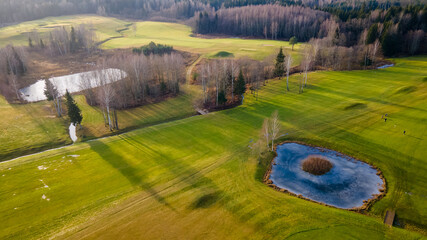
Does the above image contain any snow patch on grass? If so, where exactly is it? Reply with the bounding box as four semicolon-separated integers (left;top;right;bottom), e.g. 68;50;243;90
37;165;48;170
69;123;77;142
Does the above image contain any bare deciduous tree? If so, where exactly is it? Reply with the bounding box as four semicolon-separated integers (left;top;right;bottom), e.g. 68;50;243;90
269;110;280;151
285;54;293;92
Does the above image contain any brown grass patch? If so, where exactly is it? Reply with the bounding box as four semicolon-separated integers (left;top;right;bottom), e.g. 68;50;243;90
301;155;333;175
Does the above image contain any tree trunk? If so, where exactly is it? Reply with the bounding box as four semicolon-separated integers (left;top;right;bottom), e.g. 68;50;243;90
114;108;119;130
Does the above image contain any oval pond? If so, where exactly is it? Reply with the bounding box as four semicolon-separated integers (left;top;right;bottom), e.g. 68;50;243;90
269;143;384;209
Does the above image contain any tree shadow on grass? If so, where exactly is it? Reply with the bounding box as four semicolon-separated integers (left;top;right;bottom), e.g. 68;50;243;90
87;140;174;210
118;132;229;211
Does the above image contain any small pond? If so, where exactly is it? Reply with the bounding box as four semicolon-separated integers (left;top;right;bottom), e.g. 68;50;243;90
269;143;384;209
19;68;126;102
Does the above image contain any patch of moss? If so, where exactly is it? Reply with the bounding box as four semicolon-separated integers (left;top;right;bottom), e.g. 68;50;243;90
213;51;234;58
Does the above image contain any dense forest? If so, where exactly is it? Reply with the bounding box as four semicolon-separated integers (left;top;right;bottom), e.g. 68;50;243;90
0;0;417;25
193;5;330;41
0;0;425;57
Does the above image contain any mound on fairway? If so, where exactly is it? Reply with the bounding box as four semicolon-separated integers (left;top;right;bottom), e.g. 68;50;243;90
213;51;234;58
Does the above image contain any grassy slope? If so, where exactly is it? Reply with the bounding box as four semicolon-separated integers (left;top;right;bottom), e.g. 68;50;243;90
0;15;301;62
75;92;195;139
0;57;425;239
103;21;302;62
0;96;71;160
0;15;129;48
0;90;195;162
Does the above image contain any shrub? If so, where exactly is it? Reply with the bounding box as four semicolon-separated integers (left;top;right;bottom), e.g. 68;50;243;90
301;155;333;175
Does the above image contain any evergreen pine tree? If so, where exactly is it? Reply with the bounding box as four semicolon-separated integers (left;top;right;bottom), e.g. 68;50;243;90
273;47;285;78
366;24;378;44
234;69;246;97
70;26;78;53
218;90;227;105
65;90;83;126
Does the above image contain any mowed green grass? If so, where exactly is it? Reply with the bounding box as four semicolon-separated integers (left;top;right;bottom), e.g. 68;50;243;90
103;21;302;62
74;91;195;139
0;96;71;161
0;91;195;162
0;15;129;48
0;15;302;62
0;57;425;239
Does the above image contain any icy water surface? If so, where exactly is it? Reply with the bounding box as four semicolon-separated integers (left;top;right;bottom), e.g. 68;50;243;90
270;143;384;209
19;68;126;102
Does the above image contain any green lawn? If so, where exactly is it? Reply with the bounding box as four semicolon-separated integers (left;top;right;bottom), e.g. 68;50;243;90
0;90;195;162
0;56;425;239
0;15;302;63
0;15;301;162
103;21;302;62
0;15;129;48
0;96;71;161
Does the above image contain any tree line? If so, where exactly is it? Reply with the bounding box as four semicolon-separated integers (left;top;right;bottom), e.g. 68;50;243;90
28;25;97;56
132;42;174;56
1;0;409;25
0;0;212;25
193;4;330;41
77;51;186;130
0;45;27;100
195;56;276;109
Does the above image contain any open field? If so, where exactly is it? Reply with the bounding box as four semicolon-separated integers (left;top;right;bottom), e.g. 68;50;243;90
0;15;301;162
0;15;302;62
0;15;129;48
0;96;71;161
102;21;302;62
1;56;425;239
0;90;195;162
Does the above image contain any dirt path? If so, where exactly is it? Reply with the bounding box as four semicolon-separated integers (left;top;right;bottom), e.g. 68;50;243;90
186;55;203;84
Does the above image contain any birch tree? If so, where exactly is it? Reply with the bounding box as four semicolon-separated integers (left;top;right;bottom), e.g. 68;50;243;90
269;110;280;151
96;69;115;130
285;54;293;92
44;79;62;117
262;118;269;150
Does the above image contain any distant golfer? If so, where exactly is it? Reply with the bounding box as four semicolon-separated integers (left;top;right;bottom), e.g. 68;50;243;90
384;118;387;122
403;130;406;135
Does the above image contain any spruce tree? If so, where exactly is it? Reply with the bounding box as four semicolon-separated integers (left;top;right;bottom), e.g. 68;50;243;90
70;26;78;53
234;69;246;97
218;90;227;105
65;90;83;126
366;24;378;44
273;47;285;78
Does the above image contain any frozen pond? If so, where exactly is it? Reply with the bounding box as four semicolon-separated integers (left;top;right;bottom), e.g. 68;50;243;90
269;143;384;209
19;68;126;102
377;64;394;69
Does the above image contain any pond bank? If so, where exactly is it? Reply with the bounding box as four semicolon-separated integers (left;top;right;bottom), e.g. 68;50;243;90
264;141;387;212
